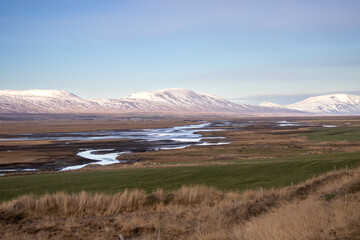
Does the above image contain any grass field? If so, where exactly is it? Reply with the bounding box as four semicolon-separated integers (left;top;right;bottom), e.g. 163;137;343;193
302;126;360;142
1;151;359;203
1;166;359;239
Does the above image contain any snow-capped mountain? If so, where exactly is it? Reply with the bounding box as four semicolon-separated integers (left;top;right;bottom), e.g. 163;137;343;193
0;90;104;113
259;102;290;109
261;94;360;115
123;88;256;113
0;90;78;98
287;94;360;114
0;88;273;114
2;89;357;115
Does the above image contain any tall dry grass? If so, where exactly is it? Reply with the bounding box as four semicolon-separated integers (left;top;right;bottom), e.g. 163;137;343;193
235;194;360;240
1;168;360;240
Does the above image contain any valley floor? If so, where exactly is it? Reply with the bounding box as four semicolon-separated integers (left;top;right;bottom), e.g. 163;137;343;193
1;116;360;173
0;116;360;239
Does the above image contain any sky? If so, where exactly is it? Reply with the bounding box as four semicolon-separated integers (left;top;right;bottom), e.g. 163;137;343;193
0;0;359;104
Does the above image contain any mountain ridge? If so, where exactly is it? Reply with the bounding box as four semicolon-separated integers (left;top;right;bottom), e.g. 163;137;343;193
0;89;359;115
261;94;360;115
0;88;259;114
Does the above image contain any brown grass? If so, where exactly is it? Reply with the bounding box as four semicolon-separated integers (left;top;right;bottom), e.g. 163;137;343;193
1;167;360;239
115;121;360;164
0;119;189;135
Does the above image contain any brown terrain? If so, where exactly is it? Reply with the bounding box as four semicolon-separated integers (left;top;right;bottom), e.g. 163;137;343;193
0;116;359;173
0;167;359;239
0;117;190;171
0;116;360;239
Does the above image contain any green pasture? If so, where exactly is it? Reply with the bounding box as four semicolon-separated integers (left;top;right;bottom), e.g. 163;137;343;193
303;126;360;142
1;151;359;203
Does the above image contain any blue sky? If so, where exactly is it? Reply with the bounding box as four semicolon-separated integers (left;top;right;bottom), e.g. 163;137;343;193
0;0;359;104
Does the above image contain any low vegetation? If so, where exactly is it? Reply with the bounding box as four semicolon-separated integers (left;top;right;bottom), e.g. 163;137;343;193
1;117;360;239
302;126;360;142
1;167;359;239
1;150;359;202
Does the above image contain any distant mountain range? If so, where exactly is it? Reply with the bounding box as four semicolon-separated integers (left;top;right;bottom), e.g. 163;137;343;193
260;94;360;115
0;89;359;115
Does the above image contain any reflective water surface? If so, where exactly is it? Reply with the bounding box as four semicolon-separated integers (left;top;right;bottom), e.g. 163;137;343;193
0;120;336;173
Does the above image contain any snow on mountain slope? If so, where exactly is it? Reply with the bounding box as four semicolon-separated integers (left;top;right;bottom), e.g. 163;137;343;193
0;90;102;113
126;88;224;102
259;102;288;109
0;88;251;114
286;94;360;114
124;88;257;113
4;89;353;115
0;90;79;98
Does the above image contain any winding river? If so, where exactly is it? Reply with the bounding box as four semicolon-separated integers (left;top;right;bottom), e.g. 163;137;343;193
0;120;337;173
0;122;229;172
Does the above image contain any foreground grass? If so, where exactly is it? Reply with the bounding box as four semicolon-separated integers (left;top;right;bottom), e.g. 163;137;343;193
1;151;359;202
1;168;359;239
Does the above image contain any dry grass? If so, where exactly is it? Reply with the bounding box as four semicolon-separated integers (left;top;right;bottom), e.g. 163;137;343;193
1;167;360;239
0;119;188;135
234;195;360;240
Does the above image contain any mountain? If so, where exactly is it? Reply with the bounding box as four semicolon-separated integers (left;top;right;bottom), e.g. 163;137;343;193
122;88;258;113
261;94;360;115
259;102;290;109
0;90;78;98
3;89;357;115
0;90;103;113
0;88;271;114
286;94;360;115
